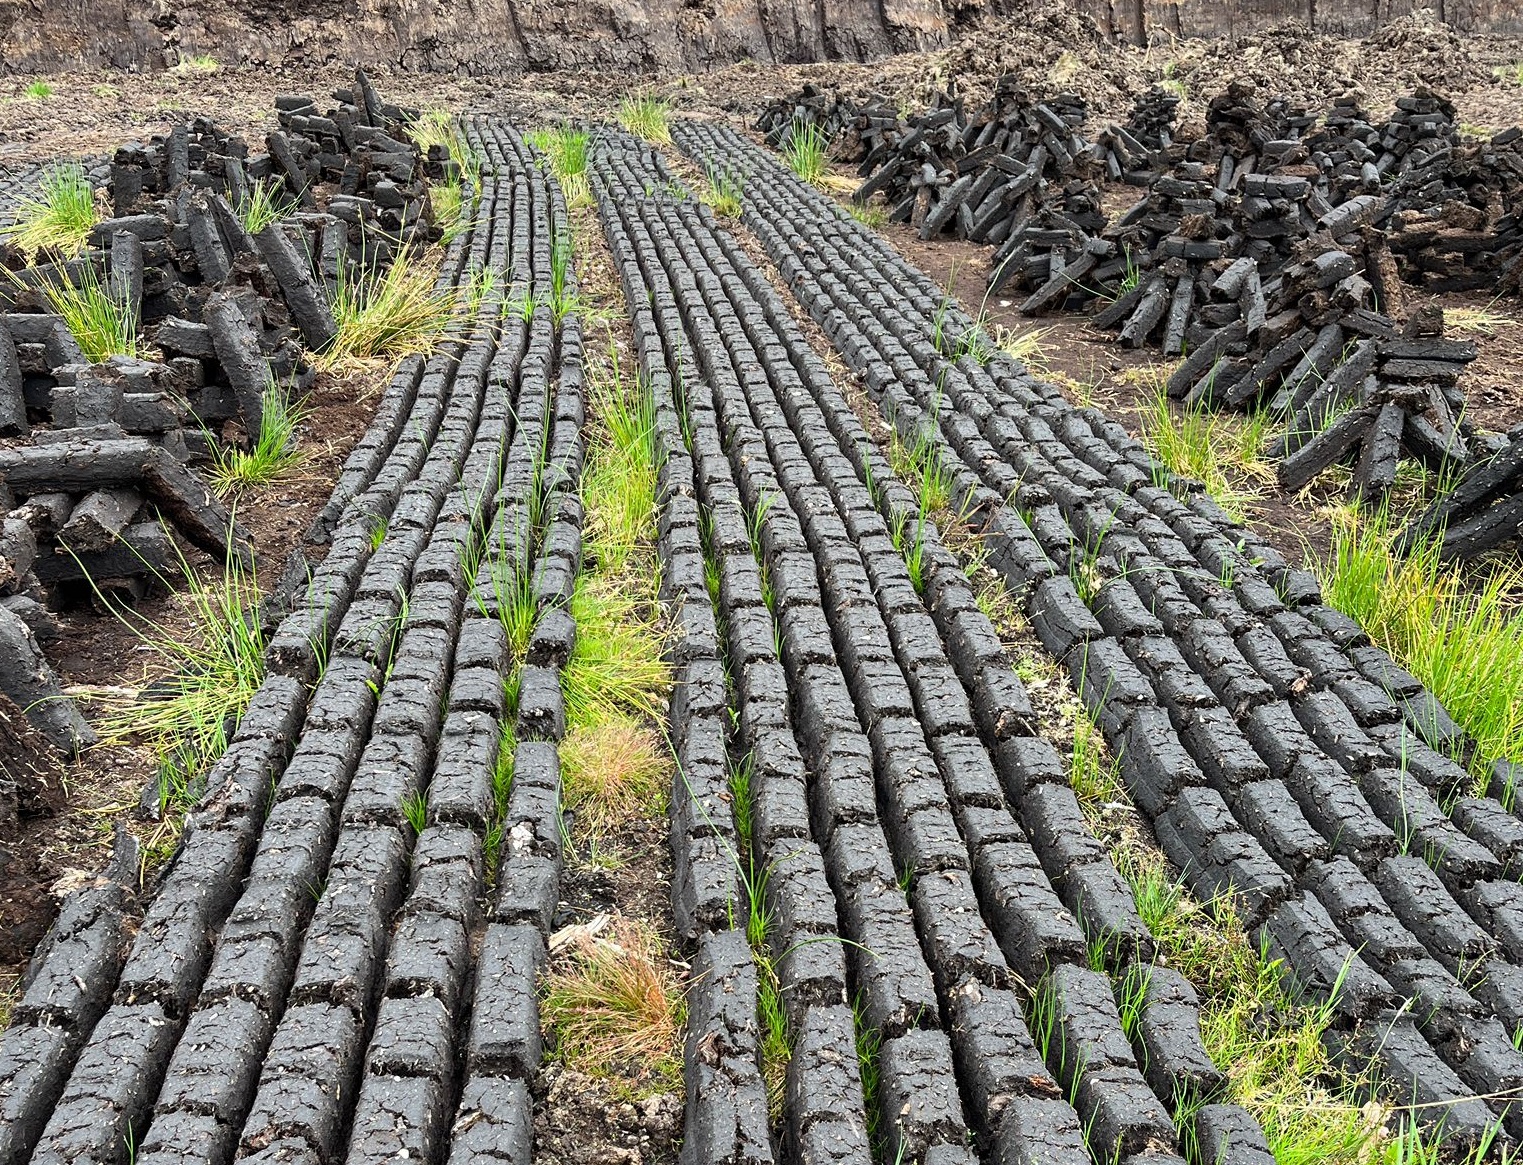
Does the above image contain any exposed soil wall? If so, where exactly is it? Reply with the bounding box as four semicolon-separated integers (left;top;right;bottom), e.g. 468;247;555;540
1;1;1520;81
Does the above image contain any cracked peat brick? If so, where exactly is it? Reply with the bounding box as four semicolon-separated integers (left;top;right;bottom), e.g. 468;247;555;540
152;996;271;1121
682;930;771;1165
1240;701;1314;780
1233;779;1329;871
1131;966;1225;1103
1258;893;1393;1019
1028;576;1102;658
405;825;484;924
13;871;129;1029
992;734;1067;799
910;869;1010;992
0;1024;80;1165
1176;706;1269;789
973;840;1086;981
1331;1019;1497;1144
991;1095;1091;1165
367;994;453;1078
384;910;471;1009
1361;770;1499;884
28;1001;180;1165
1302;858;1426;967
340;734;432;827
1074;1067;1176;1160
1193;1104;1275;1165
1284;754;1396;866
843;877;941;1037
1435;1016;1523;1112
445;1076;532;1165
878;1029;968;1163
345;1073;447;1165
944;979;1058;1130
425;711;499;830
1118;706;1199;816
784;1005;871;1165
1291;691;1384;773
1374;857;1495;971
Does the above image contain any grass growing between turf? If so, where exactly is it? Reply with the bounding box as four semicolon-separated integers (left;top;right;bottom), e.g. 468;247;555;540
782;122;829;187
38;262;138;361
1138;380;1273;521
236;181;293;235
3;163;96;257
528;124;592;210
320;247;456;367
540;915;686;1096
1319;506;1523;792
207;382;309;494
87;543;265;875
618;93;672;145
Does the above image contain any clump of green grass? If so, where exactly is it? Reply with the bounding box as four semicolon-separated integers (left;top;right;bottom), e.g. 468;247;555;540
1495;61;1523;88
617;93;672;145
561;574;670;729
583;339;657;573
995;324;1055;375
3;163;96;258
1320;507;1523;791
320;248;456;366
236;181;292;235
701;163;744;217
208;382;308;494
782;121;829;187
528;124;591;210
1139;383;1272;520
540;915;685;1094
847;198;888;229
39;262;137;360
410;109;482;238
92;545;264;829
171;54;219;76
24;80;53;99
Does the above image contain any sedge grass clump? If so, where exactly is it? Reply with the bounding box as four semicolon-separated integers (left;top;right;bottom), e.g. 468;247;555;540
208;382;308;494
39;262;137;361
583;340;658;573
92;544;265;819
528;124;592;209
847;197;888;229
701;163;744;217
236;181;293;235
321;248;455;366
1140;384;1272;520
617;93;672;145
782;121;829;187
560;716;669;840
540;916;685;1093
3;163;96;258
24;80;53;99
561;574;670;730
409;110;483;238
1320;507;1523;791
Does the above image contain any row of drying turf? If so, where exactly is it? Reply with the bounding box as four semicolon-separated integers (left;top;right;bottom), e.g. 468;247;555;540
591;126;1267;1165
674;120;1523;1145
0;115;583;1165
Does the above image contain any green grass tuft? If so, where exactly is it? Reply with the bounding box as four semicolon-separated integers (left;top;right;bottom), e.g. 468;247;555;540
561;575;670;730
1140;381;1272;521
39;262;137;360
208;382;308;494
528;124;591;209
617;93;672;145
321;247;456;366
236;181;292;235
3;163;96;258
701;163;745;217
782;121;829;187
24;80;53;99
1319;507;1523;790
583;339;658;574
